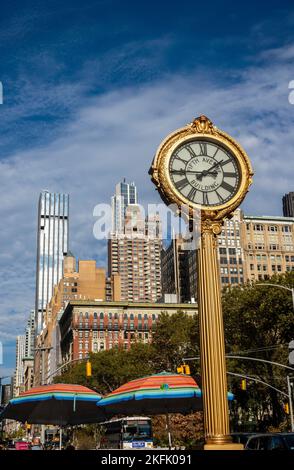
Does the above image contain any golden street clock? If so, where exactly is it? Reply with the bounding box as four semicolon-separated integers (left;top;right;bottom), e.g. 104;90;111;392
149;115;253;221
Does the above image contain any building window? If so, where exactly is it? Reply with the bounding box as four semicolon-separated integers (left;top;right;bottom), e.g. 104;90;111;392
270;244;278;250
100;312;104;319
254;224;264;231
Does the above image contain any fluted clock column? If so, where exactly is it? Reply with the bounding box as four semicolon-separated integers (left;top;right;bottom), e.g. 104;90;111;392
197;220;242;450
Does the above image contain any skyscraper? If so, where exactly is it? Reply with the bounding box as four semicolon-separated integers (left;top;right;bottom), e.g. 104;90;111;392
14;335;25;396
108;204;162;303
25;310;35;358
111;179;137;233
35;191;69;333
283;192;294;217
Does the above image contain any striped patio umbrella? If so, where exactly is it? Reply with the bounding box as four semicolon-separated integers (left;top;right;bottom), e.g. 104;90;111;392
97;372;207;416
0;383;106;426
97;372;234;447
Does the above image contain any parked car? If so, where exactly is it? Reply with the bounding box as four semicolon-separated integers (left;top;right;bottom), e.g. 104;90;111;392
244;433;294;450
231;432;257;445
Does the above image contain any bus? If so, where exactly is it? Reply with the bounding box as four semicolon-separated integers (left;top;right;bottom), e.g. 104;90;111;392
99;416;153;449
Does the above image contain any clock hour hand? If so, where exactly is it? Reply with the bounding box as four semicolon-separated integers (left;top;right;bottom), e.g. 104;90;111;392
196;160;223;181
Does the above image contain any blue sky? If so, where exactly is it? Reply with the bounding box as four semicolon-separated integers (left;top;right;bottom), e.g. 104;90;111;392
0;0;294;377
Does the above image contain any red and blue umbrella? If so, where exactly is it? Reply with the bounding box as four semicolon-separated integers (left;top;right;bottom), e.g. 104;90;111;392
97;372;234;447
0;383;105;426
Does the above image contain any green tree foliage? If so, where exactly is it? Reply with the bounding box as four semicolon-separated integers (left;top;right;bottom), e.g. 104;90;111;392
54;342;155;393
151;311;199;372
223;272;294;429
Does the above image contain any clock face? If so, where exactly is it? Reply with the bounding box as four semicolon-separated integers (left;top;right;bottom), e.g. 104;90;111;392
169;139;241;207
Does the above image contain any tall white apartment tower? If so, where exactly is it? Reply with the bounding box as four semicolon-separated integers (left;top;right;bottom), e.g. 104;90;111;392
35;191;69;333
111;179;137;234
14;335;25;396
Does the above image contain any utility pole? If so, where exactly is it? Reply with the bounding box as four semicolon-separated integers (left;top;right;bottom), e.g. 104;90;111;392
184;355;294;432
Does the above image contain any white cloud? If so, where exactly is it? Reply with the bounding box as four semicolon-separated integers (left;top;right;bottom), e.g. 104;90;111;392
0;44;294;352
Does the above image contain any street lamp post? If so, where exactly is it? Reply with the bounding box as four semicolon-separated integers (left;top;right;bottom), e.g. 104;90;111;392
183;355;294;432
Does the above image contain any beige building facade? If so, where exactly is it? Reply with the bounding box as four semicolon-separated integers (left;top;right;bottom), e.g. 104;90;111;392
34;254;121;386
242;215;294;281
108;206;162;303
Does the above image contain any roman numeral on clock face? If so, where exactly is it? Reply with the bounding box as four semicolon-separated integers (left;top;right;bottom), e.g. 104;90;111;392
187;187;197;201
175;178;189;191
203;192;209;205
220;181;235;193
185;145;197;158
215;190;224;203
199;143;207;156
171;169;186;176
174;154;188;164
223;171;236;178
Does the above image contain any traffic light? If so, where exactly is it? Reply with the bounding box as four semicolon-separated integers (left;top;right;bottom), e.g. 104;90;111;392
183;364;191;375
284;403;290;414
86;360;92;378
241;379;247;390
177;364;191;375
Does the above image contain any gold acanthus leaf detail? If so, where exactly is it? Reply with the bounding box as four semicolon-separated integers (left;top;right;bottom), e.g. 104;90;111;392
190;115;216;135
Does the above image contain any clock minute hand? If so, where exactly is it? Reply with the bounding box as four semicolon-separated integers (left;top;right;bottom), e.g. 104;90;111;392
195;161;223;181
202;160;223;176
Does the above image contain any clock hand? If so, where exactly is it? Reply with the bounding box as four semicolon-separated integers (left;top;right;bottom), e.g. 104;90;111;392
196;161;223;181
203;160;223;176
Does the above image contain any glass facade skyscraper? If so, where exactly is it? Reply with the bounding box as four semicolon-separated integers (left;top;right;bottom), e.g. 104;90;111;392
35;191;69;333
111;179;137;234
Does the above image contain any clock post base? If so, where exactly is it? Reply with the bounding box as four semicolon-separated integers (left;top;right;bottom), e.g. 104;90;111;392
204;442;244;450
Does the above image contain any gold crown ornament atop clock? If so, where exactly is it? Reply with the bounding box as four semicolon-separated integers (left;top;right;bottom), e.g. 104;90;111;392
149;115;253;222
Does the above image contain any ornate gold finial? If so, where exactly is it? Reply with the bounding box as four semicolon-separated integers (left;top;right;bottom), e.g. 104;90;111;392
190;115;216;134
